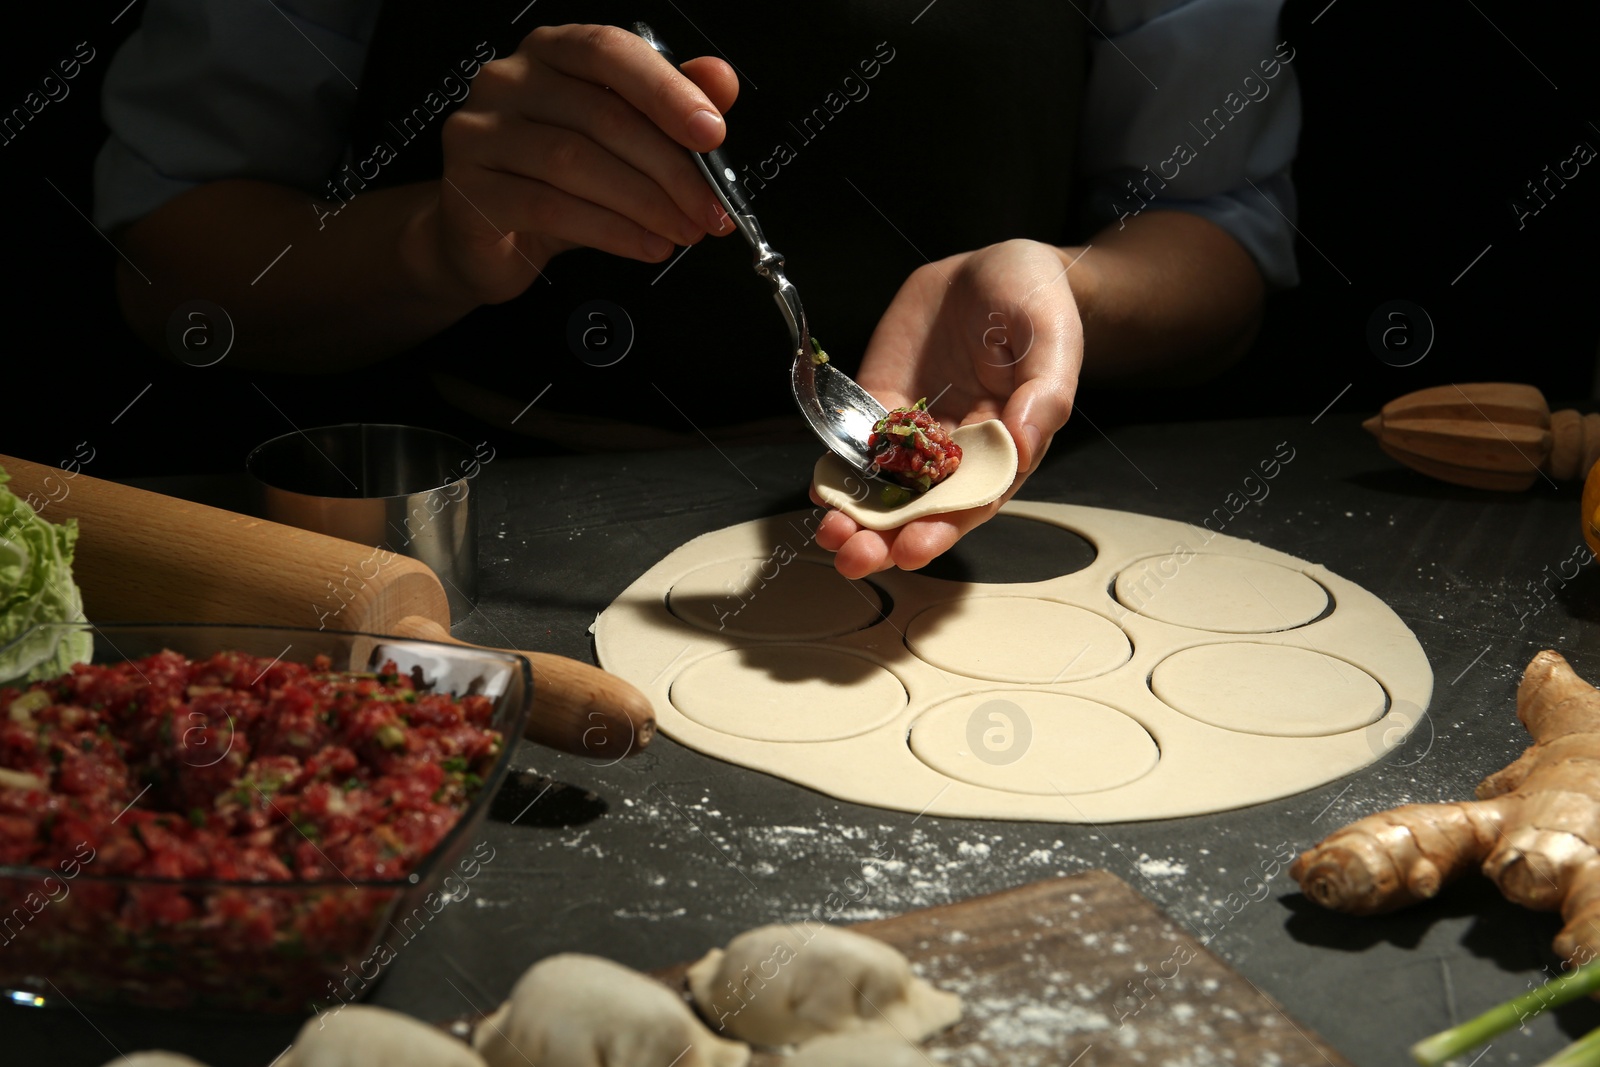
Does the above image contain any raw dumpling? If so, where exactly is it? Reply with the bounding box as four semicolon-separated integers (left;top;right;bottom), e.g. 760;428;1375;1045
788;1033;933;1066
813;419;1017;531
474;953;749;1067
687;923;961;1047
280;1005;486;1067
99;1056;212;1067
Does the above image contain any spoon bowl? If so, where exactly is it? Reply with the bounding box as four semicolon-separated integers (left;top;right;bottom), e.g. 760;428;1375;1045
792;353;888;473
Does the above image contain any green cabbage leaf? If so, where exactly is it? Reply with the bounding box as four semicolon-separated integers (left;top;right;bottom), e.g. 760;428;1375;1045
0;465;91;684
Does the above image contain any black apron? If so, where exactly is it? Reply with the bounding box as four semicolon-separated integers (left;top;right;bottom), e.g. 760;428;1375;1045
344;0;1089;443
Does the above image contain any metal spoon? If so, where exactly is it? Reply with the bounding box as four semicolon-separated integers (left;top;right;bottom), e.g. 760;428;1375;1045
634;22;888;474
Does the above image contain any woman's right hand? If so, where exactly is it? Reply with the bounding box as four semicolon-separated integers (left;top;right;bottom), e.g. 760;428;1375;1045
418;24;740;306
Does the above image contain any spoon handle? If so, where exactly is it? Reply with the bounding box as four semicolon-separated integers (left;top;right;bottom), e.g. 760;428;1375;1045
634;22;884;472
633;23;763;245
635;22;812;364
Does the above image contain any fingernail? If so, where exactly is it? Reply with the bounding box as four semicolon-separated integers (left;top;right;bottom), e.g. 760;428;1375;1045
687;109;724;146
707;202;731;233
644;234;674;260
1023;425;1042;469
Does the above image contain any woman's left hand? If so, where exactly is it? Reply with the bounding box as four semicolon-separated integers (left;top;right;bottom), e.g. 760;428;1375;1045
810;238;1084;579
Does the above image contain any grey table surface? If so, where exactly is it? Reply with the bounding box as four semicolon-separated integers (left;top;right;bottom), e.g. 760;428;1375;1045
14;411;1600;1066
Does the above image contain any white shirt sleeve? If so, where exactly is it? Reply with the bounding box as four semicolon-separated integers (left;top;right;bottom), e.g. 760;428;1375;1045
93;0;380;232
1080;0;1302;288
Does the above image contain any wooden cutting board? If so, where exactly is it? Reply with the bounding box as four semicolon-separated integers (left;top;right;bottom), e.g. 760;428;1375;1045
0;453;653;759
656;871;1352;1067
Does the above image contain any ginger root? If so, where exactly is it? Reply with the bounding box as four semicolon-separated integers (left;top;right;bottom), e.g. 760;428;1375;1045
1292;650;1600;964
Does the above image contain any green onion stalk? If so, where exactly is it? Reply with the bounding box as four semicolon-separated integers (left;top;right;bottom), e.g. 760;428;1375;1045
1538;1025;1600;1067
1411;960;1600;1066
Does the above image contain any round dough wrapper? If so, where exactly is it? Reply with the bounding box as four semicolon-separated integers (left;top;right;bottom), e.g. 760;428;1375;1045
788;1034;931;1067
907;598;1131;683
668;559;885;639
672;646;907;742
1151;643;1387;737
100;1057;213;1067
687;923;962;1048
813;420;1017;531
282;1005;486;1067
475;954;749;1067
909;692;1158;795
1115;554;1327;633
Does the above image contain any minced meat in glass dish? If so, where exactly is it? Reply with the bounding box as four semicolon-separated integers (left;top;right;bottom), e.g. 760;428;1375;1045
0;650;500;881
0;624;529;1012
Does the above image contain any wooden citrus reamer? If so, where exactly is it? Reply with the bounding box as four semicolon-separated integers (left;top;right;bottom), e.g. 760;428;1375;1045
0;454;655;760
1364;383;1600;491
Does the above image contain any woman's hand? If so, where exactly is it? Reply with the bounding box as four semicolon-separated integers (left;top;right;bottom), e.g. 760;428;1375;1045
810;239;1084;579
417;24;741;306
116;23;745;370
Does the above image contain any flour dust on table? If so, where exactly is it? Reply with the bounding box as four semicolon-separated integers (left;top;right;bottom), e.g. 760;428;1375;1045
594;503;1434;821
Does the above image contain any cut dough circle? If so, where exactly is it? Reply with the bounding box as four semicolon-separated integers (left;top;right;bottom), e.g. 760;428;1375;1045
282;1005;486;1067
813;420;1018;531
1115;554;1328;633
672;646;907;742
907;598;1131;683
909;691;1158;795
668;559;884;640
687;924;962;1048
787;1034;932;1066
1151;643;1387;737
475;954;749;1067
99;1056;213;1067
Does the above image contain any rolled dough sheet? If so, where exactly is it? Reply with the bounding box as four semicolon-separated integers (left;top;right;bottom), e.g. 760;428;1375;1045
594;502;1433;822
813;420;1017;531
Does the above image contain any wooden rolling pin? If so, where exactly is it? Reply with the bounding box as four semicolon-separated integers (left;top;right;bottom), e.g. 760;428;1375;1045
0;453;654;759
1364;383;1600;490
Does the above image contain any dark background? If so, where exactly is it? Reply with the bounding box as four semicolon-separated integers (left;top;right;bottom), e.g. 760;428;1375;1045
2;0;1598;477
